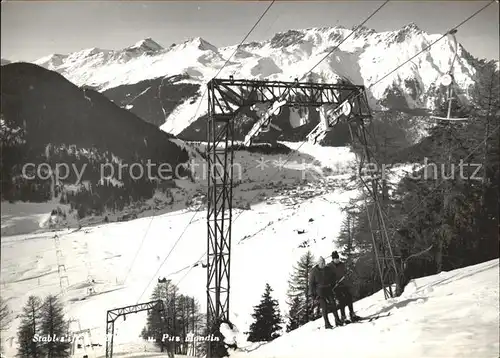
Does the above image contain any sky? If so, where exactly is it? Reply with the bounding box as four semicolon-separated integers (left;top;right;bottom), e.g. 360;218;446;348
1;1;499;62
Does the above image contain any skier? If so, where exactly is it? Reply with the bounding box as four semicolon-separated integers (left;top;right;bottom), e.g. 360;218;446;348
308;256;343;328
329;251;361;323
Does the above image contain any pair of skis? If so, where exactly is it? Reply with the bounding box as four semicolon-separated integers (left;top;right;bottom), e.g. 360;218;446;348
317;312;391;330
348;312;391;323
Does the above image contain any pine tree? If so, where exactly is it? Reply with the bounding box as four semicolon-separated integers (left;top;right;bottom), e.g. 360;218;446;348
16;296;43;358
141;281;202;356
247;283;282;343
285;296;301;332
0;297;10;330
1;297;11;355
336;211;357;262
286;251;316;326
174;294;198;355
39;295;71;358
141;282;169;349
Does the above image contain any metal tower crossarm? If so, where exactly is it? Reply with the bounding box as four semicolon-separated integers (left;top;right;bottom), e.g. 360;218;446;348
208;78;370;115
105;300;164;358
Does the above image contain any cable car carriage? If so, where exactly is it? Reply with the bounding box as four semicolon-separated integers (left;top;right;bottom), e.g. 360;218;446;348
431;29;469;122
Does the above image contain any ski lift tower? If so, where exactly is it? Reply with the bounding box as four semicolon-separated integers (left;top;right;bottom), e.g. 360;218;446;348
206;77;384;357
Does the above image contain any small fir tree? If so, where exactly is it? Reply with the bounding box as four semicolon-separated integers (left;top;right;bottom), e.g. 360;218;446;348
247;283;282;342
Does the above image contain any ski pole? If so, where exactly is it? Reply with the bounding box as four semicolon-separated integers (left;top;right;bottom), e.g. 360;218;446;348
332;275;345;290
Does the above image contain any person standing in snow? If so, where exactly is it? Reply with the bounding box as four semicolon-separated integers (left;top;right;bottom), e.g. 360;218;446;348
329;251;361;323
308;256;343;328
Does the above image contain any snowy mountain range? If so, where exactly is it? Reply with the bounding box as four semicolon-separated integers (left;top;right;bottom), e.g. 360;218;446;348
0;23;483;221
27;23;481;137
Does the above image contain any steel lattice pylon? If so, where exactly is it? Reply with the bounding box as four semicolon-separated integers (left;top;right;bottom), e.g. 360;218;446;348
205;78;388;357
105;300;165;358
206;80;235;358
349;114;402;299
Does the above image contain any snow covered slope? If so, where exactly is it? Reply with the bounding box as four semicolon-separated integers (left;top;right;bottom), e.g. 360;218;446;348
229;258;500;358
0;144;357;357
1;141;498;358
32;24;479;135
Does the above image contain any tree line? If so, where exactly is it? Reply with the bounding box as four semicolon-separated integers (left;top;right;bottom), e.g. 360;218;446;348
1;137;191;221
336;58;499;298
0;295;73;358
141;279;204;357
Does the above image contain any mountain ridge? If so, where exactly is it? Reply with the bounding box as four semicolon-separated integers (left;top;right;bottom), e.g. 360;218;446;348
29;24;479;113
0;62;192;220
16;24;486;144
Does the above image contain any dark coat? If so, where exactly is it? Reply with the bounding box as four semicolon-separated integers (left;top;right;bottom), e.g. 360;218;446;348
328;261;352;288
308;265;336;297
